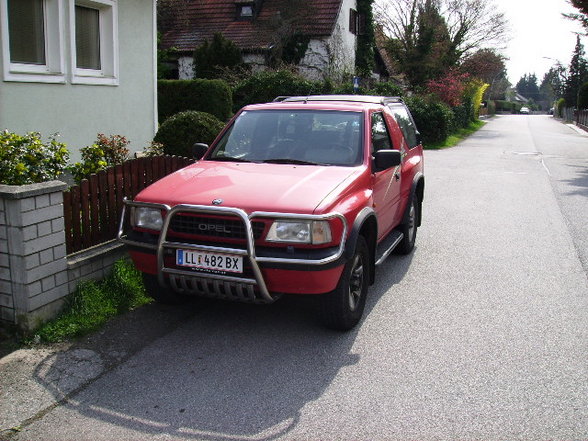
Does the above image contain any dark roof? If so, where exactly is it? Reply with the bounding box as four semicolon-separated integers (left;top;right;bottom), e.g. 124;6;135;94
161;0;343;52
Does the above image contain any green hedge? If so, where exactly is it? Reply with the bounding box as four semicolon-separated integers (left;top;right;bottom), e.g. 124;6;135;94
494;100;522;114
158;79;232;122
232;70;325;111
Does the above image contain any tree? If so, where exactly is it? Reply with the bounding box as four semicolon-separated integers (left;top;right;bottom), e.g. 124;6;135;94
460;48;508;99
516;73;541;101
540;65;566;105
564;35;588;106
564;0;588;32
375;0;509;79
380;0;454;88
193;33;243;79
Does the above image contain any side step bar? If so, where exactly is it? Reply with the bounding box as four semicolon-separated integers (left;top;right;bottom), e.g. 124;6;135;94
374;230;404;266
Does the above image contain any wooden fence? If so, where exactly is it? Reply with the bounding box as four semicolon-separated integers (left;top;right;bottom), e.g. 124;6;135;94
577;110;588;131
63;155;194;254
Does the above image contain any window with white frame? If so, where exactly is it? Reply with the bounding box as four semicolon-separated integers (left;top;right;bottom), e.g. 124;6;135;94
1;0;65;82
70;0;118;85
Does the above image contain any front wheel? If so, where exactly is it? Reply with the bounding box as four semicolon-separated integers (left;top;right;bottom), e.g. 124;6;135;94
319;236;370;331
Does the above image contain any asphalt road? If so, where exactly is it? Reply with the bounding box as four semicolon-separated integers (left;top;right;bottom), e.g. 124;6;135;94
4;115;588;440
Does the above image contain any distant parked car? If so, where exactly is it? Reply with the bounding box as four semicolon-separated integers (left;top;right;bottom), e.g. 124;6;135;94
520;106;530;114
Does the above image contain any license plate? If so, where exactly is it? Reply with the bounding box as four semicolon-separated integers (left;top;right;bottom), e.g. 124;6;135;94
176;249;243;273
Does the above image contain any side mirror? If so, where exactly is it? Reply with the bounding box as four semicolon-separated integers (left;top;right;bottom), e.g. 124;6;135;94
192;143;209;160
373;150;401;172
415;131;422;146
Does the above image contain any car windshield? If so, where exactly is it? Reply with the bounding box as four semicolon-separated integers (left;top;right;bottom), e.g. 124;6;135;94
208;109;364;166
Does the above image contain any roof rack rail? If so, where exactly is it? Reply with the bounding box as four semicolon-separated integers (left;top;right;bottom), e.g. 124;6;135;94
273;95;404;105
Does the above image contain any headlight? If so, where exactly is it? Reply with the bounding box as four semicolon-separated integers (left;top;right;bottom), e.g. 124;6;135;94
131;207;163;231
266;220;332;244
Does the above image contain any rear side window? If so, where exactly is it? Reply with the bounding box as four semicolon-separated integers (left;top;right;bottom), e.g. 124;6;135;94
388;105;419;149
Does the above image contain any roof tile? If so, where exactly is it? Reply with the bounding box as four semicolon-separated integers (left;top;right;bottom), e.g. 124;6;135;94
162;0;343;52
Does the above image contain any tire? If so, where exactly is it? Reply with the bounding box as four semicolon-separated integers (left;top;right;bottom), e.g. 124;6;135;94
142;273;188;304
319;236;370;331
396;197;418;255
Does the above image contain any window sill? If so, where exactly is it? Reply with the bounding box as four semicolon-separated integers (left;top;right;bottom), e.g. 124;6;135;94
71;74;118;86
3;71;66;84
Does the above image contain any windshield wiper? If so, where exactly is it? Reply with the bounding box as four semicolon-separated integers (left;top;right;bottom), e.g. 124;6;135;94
262;158;323;166
209;156;255;163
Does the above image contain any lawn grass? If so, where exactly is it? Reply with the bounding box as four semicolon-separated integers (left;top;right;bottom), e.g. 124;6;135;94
29;259;152;344
424;120;486;150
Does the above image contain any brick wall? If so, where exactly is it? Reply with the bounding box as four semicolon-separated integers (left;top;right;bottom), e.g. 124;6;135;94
0;182;127;330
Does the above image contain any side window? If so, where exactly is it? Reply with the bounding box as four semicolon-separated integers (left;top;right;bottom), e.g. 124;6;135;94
389;105;419;149
371;112;393;152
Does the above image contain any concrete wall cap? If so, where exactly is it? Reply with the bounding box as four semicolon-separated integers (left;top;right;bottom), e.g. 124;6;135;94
0;181;68;200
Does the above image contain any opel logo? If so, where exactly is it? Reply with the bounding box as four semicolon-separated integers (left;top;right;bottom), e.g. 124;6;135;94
212;199;223;205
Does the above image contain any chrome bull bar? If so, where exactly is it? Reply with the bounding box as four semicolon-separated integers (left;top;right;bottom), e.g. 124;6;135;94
118;199;347;303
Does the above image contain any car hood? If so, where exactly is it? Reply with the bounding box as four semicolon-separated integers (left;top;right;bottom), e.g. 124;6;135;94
135;160;362;214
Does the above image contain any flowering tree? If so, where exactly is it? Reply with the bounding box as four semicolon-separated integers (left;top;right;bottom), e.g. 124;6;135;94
426;70;470;107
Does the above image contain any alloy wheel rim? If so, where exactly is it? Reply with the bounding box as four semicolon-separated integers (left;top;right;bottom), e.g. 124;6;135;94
408;202;416;241
348;254;364;311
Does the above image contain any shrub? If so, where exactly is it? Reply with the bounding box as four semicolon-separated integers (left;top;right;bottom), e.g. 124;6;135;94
158;79;233;122
154;111;225;157
232;69;324;111
0;130;69;185
368;82;403;97
557;98;566;117
69;134;130;183
194;33;243;79
452;97;474;131
404;95;454;145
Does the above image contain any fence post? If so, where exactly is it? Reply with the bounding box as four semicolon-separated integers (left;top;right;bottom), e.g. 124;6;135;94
0;181;69;329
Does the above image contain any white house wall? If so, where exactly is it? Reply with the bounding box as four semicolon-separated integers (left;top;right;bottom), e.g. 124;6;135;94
0;0;157;162
328;0;356;77
298;0;356;80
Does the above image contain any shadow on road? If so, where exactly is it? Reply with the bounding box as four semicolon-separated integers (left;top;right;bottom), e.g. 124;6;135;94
562;162;588;198
29;251;414;440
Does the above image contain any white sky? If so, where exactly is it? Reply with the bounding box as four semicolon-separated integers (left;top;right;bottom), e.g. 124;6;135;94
492;0;586;83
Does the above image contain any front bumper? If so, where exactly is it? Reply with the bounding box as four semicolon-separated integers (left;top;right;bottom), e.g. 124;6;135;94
118;200;348;303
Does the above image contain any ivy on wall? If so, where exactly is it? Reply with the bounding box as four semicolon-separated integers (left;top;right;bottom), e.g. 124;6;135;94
355;0;375;77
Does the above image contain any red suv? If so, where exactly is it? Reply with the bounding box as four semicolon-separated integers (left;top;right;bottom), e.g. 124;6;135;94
119;95;424;330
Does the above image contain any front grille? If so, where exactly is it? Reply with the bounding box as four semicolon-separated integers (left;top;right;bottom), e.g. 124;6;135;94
169;215;265;240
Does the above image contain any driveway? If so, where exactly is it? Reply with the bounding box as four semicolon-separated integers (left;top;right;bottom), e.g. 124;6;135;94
2;115;588;440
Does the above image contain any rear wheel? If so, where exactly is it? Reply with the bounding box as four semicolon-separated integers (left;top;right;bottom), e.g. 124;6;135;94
319;236;369;331
142;273;188;304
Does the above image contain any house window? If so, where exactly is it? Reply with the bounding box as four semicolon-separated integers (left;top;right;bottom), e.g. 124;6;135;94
349;8;365;35
349;9;357;35
235;1;255;20
75;5;100;70
1;0;65;82
8;0;46;64
70;0;118;85
240;5;253;17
